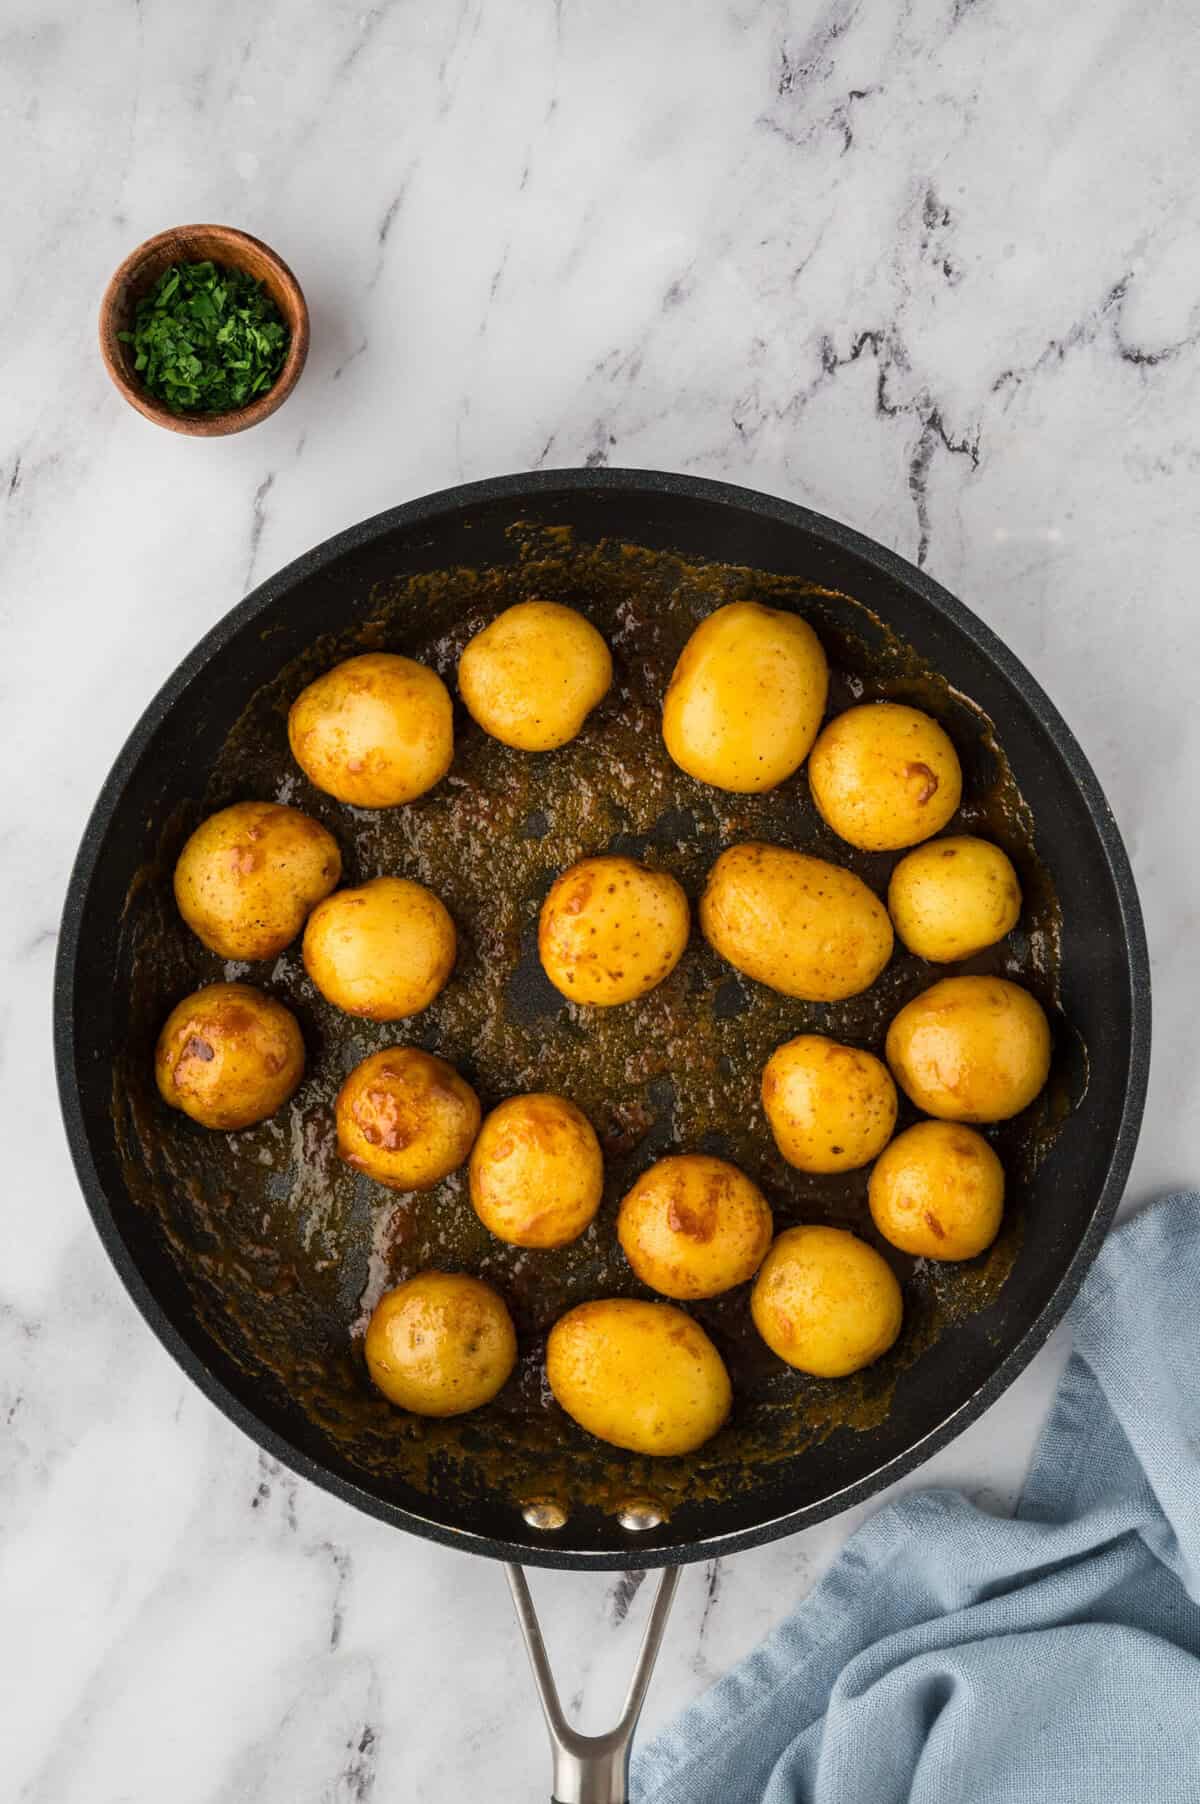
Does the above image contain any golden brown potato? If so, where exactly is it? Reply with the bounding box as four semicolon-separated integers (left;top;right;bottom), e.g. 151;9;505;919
808;702;962;851
458;600;612;751
173;801;341;961
617;1154;772;1299
469;1093;603;1248
751;1225;902;1377
869;1120;1004;1260
302;876;456;1020
539;855;690;1006
365;1272;517;1416
546;1299;732;1455
886;975;1051;1122
762;1036;897;1174
155;982;304;1130
335;1048;481;1190
288;652;453;808
888;836;1022;963
662;601;829;792
699;842;892;1001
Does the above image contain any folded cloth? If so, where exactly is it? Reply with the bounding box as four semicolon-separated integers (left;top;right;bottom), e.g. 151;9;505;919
634;1192;1200;1804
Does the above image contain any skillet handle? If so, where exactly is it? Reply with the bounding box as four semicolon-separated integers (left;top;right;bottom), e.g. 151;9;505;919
506;1562;679;1804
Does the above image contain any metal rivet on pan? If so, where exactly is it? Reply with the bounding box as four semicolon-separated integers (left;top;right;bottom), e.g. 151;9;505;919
523;1501;568;1531
618;1503;664;1531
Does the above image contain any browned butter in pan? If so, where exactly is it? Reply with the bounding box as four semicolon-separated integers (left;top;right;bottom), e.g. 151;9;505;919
115;525;1078;1518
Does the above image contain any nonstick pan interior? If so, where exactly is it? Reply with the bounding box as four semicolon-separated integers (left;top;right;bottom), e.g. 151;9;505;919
55;470;1149;1569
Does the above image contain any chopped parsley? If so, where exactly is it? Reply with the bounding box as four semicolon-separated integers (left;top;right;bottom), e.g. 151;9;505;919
119;260;290;415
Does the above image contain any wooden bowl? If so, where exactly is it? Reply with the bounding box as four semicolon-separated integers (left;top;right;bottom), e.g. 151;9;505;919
99;224;309;436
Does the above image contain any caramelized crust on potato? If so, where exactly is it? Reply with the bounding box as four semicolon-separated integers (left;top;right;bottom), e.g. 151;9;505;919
751;1226;902;1377
539;855;690;1006
303;876;456;1020
335;1048;480;1189
886;976;1051;1122
288;652;453;807
365;1272;516;1416
700;842;892;1002
617;1154;772;1298
869;1120;1004;1260
458;600;612;751
809;702;962;851
762;1036;897;1173
662;601;828;792
547;1298;732;1455
155;981;304;1130
470;1093;604;1248
888;835;1022;963
173;801;340;960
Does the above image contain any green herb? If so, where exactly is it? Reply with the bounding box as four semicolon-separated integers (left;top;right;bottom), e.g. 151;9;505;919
118;260;290;415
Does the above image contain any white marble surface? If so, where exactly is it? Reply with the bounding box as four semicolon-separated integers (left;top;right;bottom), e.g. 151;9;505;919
3;1;1199;1797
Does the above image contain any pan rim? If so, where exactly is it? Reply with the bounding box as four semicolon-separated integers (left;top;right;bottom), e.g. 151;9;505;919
54;466;1151;1570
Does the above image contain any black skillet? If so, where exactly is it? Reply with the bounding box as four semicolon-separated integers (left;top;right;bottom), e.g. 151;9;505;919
54;469;1150;1800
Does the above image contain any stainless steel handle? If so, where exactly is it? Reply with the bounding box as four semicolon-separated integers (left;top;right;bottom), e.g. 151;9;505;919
506;1563;680;1804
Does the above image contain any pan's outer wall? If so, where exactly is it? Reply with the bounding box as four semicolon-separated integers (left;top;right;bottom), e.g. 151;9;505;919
54;470;1150;1571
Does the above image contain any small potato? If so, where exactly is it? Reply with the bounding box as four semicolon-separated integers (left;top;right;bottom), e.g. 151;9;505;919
546;1299;731;1455
809;702;962;851
762;1036;897;1174
336;1048;481;1190
888;836;1022;963
662;601;829;793
303;876;456;1020
869;1120;1004;1260
458;600;612;751
617;1154;772;1299
155;982;304;1130
700;842;892;1002
288;652;453;807
470;1093;603;1248
886;975;1051;1122
365;1272;516;1416
539;855;690;1006
751;1225;902;1377
173;801;341;961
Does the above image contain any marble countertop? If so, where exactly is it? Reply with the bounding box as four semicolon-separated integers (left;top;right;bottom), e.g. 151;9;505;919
4;2;1199;1798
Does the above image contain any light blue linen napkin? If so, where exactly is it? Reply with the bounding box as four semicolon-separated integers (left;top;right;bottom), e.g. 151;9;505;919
634;1191;1200;1804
